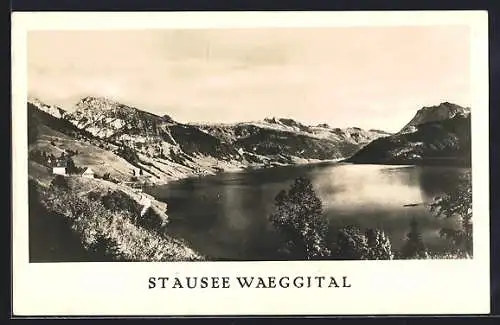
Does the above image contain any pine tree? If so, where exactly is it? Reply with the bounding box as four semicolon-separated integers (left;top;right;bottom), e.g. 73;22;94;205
66;157;78;174
400;218;428;259
365;228;394;260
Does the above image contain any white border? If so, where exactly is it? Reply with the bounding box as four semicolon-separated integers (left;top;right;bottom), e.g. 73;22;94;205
12;11;490;316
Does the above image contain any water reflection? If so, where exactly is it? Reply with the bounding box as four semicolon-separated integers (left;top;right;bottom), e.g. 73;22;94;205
147;163;469;260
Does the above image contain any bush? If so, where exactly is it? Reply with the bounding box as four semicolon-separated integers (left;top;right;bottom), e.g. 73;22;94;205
100;190;167;233
50;175;69;190
87;190;101;201
87;234;124;261
101;190;139;213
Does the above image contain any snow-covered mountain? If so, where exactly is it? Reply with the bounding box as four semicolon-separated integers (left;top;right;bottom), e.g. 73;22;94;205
57;96;390;162
27;96;391;183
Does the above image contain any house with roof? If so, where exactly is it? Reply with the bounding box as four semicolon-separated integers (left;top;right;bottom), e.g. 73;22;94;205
52;159;67;176
82;167;95;178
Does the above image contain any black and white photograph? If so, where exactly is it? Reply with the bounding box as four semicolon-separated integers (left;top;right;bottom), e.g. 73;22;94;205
12;11;491;317
26;26;475;263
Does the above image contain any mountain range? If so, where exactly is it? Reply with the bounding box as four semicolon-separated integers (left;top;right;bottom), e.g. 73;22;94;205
28;96;393;184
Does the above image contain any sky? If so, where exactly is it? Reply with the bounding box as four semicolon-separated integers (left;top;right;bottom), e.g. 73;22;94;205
27;26;471;132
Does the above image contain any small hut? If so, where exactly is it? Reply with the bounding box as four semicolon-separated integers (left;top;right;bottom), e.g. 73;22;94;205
52;166;66;176
52;159;67;175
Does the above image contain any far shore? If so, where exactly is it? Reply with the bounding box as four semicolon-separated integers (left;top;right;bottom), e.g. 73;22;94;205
143;156;471;192
143;157;345;189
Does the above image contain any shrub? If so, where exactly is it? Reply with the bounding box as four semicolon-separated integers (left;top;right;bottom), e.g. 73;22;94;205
101;190;139;213
87;190;101;201
50;175;69;190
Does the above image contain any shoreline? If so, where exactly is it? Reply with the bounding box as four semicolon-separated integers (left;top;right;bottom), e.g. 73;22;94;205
143;157;345;189
141;158;344;188
143;156;470;191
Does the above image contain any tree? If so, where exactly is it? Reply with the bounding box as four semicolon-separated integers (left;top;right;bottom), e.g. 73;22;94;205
269;177;330;259
66;157;78;174
335;225;369;260
365;228;394;260
400;218;428;259
429;172;472;257
334;226;394;260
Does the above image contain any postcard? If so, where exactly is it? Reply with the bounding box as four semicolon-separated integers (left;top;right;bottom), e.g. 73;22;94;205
11;10;490;316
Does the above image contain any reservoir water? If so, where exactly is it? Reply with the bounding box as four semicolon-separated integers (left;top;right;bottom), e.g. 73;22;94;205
146;162;469;260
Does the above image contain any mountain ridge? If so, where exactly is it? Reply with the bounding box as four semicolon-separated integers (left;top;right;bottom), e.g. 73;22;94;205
28;96;390;184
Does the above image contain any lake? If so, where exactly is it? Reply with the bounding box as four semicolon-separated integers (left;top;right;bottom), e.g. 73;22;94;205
146;162;469;260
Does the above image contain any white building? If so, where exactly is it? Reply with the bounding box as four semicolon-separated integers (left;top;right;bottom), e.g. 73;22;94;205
82;167;95;178
52;166;66;175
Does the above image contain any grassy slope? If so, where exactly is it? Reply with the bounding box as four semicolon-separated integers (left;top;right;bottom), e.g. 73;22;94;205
28;169;204;262
29;117;189;184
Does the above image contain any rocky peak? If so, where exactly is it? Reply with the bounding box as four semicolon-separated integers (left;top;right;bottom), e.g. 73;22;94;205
263;117;279;124
399;102;470;134
28;96;66;119
75;96;133;113
162;114;175;123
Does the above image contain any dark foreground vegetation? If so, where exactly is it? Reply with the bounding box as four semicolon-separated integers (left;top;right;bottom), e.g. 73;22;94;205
29;176;203;262
269;174;472;260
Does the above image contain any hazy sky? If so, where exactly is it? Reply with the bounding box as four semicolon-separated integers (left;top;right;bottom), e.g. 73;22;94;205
27;27;471;132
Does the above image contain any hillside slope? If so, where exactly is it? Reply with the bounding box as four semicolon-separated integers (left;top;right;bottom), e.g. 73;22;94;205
28;175;204;262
